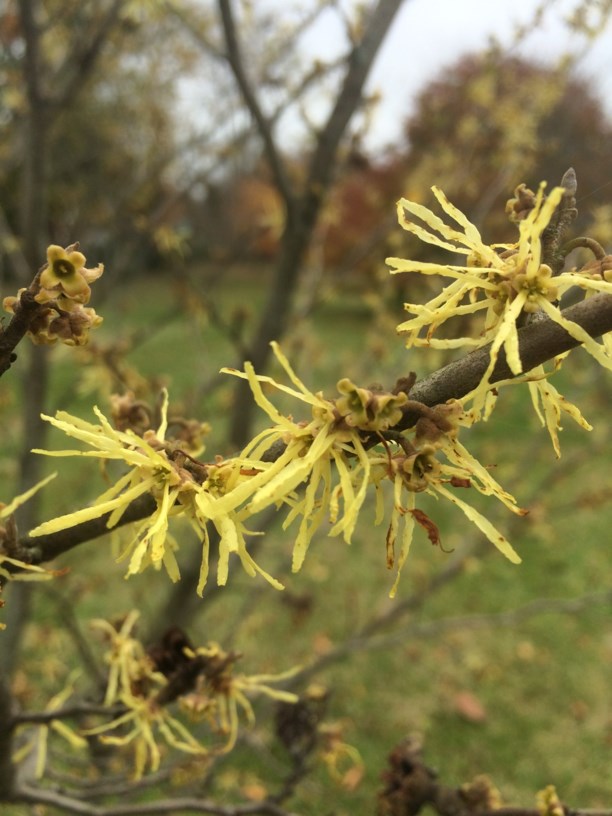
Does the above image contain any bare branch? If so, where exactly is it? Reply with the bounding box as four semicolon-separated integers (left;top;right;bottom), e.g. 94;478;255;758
303;0;403;207
13;784;301;815
9;293;612;570
0;675;15;800
229;0;406;446
9;703;123;731
0;289;41;377
13;494;156;568
405;293;612;415
50;0;126;117
217;0;295;209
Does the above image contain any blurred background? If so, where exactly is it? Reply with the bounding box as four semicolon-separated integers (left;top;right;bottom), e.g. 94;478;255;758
1;1;612;813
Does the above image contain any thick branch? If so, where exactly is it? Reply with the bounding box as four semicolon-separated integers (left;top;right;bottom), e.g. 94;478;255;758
302;0;403;210
406;293;612;412
11;293;612;569
51;0;126;118
0;675;15;799
13;494;156;568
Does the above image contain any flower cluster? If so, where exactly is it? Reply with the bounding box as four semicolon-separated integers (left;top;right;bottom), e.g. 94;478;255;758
368;399;524;596
3;244;103;346
12;614;297;779
30;341;527;598
387;182;612;448
23;180;609;602
83;613;296;777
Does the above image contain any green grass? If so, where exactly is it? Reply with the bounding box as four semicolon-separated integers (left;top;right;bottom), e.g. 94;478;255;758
2;272;612;815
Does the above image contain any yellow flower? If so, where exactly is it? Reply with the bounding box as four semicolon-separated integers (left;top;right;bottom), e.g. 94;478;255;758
318;722;364;788
222;342;378;572
29;393;284;592
472;360;593;458
527;373;591;458
84;612;297;775
537;785;564;816
86;612;207;778
29;391;194;583
370;404;524;597
335;378;407;431
2;289;26;314
1;474;58;629
1;474;57;577
181;642;298;754
4;245;103;346
37;243;103;304
387;184;612;404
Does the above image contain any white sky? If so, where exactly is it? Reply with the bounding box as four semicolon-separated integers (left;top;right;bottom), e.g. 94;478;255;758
296;0;612;151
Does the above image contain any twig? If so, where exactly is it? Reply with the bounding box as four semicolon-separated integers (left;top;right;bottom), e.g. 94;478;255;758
404;293;612;417
13;784;301;815
0;674;15;799
217;0;294;210
0;288;42;376
377;738;612;816
51;0;126;116
44;769;172;801
9;703;124;731
365;588;612;656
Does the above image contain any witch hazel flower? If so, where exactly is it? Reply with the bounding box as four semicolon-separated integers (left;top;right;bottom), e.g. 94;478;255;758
369;400;525;597
222;342;392;573
29;390;198;583
2;243;104;347
37;243;104;305
387;184;612;390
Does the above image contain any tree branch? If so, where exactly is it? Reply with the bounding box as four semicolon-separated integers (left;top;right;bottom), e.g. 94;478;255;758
229;0;406;446
0;675;15;800
406;293;612;413
0;289;41;377
9;703;123;731
10;293;612;570
12;784;301;816
51;0;126;117
217;0;294;209
12;494;156;568
378;738;612;816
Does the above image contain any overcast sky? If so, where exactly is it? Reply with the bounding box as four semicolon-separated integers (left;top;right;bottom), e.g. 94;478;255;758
297;0;612;151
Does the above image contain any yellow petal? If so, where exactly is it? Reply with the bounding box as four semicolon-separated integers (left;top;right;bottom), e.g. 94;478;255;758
0;472;56;519
435;484;521;563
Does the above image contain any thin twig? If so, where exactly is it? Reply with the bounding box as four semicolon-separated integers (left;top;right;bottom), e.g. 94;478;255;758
9;703;124;731
13;784;301;815
217;0;294;210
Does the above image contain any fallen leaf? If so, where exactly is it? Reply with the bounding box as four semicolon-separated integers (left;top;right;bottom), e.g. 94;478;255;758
453;690;487;723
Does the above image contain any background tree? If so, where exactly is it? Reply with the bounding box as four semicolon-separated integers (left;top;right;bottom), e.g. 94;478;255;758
401;52;612;237
1;1;612;813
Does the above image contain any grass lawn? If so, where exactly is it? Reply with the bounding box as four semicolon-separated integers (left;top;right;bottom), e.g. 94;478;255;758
3;269;611;814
